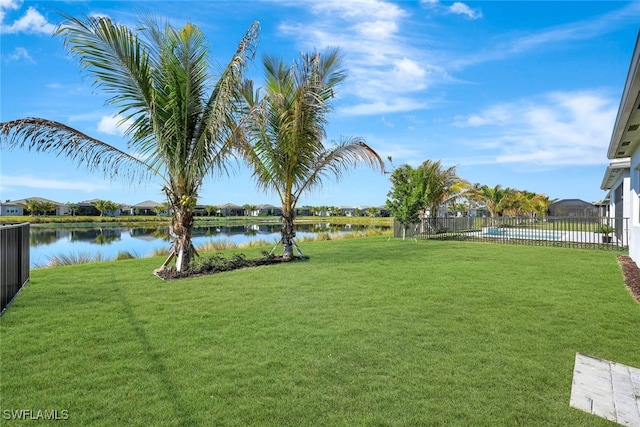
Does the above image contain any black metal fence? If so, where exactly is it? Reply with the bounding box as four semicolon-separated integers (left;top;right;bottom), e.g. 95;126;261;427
394;216;628;250
1;223;30;313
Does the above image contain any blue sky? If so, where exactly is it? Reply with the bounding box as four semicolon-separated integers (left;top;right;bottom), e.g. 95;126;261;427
2;0;639;208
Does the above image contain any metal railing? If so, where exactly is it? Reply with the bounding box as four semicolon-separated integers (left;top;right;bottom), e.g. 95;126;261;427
394;216;628;250
1;223;30;314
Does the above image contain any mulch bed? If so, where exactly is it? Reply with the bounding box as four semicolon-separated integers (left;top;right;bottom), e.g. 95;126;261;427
154;254;306;280
617;255;640;304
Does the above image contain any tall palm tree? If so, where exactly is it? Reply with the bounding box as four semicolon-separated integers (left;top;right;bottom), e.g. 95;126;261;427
0;14;259;272
239;49;384;260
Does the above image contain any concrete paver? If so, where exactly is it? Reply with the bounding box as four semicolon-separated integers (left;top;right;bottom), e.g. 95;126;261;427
570;353;640;426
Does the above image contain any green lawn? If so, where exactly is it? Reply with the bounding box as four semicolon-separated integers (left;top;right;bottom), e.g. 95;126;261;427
1;237;638;426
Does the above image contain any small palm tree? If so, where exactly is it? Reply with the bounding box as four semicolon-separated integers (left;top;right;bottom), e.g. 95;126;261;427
204;205;218;217
18;199;42;216
93;199;117;216
418;160;469;218
239;49;384;259
468;184;508;218
65;202;79;216
1;14;259;272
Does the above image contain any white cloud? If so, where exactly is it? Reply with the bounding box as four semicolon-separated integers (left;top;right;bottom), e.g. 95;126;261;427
97;115;127;136
0;175;111;192
449;2;482;20
1;3;55;35
279;1;444;116
453;2;640;68
453;90;617;167
420;0;482;20
339;98;427;116
2;46;33;63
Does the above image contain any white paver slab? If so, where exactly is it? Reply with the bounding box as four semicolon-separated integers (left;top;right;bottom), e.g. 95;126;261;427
570;353;640;426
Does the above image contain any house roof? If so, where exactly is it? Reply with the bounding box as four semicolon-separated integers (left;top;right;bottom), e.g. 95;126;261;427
219;203;243;209
601;158;631;190
132;200;162;208
11;196;62;205
607;31;640;160
549;198;594;207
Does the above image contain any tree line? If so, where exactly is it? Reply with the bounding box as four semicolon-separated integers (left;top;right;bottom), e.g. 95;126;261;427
386;160;553;239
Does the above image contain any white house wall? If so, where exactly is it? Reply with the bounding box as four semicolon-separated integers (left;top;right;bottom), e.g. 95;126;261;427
628;149;640;262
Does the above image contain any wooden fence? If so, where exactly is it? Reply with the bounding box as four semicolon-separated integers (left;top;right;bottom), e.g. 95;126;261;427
1;223;30;314
394;216;628;250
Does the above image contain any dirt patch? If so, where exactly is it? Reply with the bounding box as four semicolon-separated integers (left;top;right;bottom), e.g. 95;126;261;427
617;255;640;304
154;253;306;280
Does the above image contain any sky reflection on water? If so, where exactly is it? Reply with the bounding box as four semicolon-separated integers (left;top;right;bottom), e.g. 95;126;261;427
30;223;384;267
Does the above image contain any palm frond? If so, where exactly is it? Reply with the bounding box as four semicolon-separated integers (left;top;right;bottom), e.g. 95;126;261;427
0;118;152;182
292;137;384;203
57;14;154;131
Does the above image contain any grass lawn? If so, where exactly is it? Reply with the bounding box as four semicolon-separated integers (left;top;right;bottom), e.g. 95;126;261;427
1;237;638;426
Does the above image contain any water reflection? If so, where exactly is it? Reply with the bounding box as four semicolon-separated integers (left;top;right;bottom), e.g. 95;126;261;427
29;223;388;267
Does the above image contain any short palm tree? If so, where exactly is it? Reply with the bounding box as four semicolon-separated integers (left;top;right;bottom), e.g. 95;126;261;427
240;49;384;259
418;159;469;218
0;14;259;272
468;184;509;218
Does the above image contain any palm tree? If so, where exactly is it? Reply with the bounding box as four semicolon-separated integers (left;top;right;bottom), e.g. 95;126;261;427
417;160;470;218
18;199;42;216
468;184;508;218
0;14;259;272
239;49;384;259
93;199;115;216
204;205;218;217
65;202;79;216
242;204;257;217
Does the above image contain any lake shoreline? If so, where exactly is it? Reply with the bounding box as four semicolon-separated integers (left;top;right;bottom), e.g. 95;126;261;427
3;215;393;228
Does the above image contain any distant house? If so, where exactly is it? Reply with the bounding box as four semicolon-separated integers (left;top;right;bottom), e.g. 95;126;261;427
77;199;101;216
78;199;122;216
602;30;640;263
255;204;282;216
131;200;164;216
0;202;23;216
547;199;598;217
295;206;312;216
7;197;68;216
339;206;357;217
218;203;244;217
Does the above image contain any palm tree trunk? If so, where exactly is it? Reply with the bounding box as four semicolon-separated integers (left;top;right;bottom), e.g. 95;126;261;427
281;209;296;261
172;207;195;272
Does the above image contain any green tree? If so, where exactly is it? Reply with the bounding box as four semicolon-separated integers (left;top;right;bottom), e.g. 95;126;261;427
239;49;384;259
468;184;509;217
18;199;42;216
418;160;469;218
204;205;218;217
386;165;425;240
0;15;259;272
66;202;79;216
242;204;257;216
40;201;57;216
330;206;342;217
366;207;379;217
153;203;170;216
93;200;118;216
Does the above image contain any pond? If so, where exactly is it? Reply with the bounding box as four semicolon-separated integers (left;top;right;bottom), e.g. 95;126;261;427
29;222;388;267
